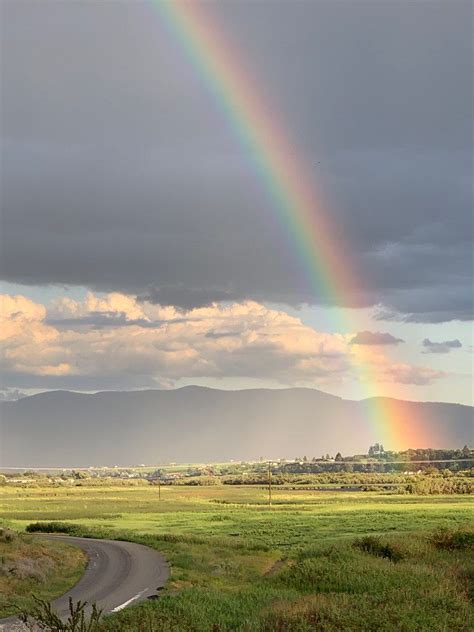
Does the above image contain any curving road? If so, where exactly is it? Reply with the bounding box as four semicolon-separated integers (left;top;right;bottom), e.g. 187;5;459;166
0;536;170;631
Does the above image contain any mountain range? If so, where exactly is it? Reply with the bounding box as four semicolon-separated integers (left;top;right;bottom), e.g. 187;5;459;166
0;387;472;467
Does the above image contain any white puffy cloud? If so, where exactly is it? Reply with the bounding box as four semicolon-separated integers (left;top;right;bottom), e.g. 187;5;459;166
1;293;447;389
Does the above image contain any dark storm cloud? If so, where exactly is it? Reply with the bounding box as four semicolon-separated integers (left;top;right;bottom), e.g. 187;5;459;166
1;0;472;320
375;285;472;323
350;331;404;346
142;288;239;310
422;338;462;354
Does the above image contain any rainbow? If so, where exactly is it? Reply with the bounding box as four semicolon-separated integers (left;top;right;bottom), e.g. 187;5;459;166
152;0;432;449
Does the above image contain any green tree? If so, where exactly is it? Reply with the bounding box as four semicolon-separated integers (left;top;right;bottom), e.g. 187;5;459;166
368;443;384;457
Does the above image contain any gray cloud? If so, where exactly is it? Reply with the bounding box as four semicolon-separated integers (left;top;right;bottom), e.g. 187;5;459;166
47;312;142;330
375;287;473;324
422;338;463;354
205;331;240;340
142;288;239;310
47;312;194;330
1;1;472;320
350;331;404;346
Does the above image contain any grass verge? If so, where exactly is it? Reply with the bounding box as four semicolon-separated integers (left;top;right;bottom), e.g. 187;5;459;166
0;527;86;619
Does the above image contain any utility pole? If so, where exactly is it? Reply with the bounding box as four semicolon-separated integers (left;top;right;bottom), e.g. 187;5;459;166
267;461;272;506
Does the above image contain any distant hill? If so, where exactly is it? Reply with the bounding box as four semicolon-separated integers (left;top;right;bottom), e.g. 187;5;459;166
0;387;472;467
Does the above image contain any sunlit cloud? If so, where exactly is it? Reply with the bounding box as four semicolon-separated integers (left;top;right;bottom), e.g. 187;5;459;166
0;293;448;391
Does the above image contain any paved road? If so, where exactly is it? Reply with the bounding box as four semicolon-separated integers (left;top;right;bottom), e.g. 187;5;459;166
0;536;170;631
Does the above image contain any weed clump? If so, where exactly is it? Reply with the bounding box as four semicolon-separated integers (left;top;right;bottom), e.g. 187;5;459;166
19;596;102;631
353;535;404;562
0;527;16;543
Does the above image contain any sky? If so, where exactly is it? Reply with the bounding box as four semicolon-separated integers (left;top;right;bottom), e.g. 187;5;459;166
1;0;472;405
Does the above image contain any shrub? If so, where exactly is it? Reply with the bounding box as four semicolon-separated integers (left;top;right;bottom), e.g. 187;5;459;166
26;522;79;535
404;477;473;495
430;528;474;551
353;535;404;562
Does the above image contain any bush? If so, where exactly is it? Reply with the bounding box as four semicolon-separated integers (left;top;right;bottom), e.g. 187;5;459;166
353;536;404;562
404;477;473;495
430;528;474;551
26;522;80;535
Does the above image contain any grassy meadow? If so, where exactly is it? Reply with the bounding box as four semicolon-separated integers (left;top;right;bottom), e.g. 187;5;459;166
1;483;473;630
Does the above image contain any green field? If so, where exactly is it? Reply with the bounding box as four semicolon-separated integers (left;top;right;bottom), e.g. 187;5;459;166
1;484;473;631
